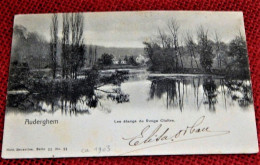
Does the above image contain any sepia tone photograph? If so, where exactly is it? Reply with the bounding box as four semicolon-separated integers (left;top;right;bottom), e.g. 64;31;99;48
6;12;253;115
2;11;258;158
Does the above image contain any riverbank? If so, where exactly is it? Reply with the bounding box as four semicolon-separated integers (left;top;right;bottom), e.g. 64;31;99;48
148;73;225;79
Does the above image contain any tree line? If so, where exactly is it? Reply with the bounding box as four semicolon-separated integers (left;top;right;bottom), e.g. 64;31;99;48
143;19;249;78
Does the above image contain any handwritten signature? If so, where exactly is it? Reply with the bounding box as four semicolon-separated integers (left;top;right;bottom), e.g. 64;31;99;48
121;116;230;155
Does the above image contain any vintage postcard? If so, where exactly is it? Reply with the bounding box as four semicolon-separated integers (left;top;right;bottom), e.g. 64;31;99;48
2;11;258;158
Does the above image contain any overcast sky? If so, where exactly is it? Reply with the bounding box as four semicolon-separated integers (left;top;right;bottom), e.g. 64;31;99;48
14;11;246;48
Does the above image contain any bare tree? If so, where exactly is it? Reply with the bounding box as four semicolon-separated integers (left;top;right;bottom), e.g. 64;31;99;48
158;27;167;49
50;14;58;79
70;13;85;79
197;26;214;72
61;14;70;78
214;31;222;68
88;45;97;67
88;45;92;66
94;46;97;66
167;19;183;70
157;27;169;71
70;13;84;46
184;31;199;68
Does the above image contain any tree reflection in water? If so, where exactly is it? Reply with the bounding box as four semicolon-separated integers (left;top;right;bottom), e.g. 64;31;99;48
148;77;186;111
7;70;130;116
7;71;253;115
148;76;253;112
203;78;217;111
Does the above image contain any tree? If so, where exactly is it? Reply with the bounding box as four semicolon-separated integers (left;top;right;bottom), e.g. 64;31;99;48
12;25;50;69
60;13;86;79
88;45;93;66
61;14;70;78
69;13;85;79
184;31;199;69
227;34;249;78
50;14;58;79
214;31;222;68
94;46;97;66
158;28;168;49
100;53;114;65
197;26;214;72
129;56;138;66
124;55;129;64
88;45;97;67
143;42;154;64
157;28;174;72
143;41;165;71
168;19;183;70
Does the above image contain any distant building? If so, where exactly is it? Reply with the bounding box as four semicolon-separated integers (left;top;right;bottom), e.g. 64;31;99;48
121;60;127;64
113;59;127;65
113;59;119;64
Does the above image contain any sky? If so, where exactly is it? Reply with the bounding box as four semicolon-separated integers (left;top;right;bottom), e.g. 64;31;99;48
14;11;246;48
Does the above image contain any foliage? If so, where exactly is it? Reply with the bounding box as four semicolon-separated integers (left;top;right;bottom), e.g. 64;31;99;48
12;25;50;69
226;36;250;78
197;26;215;72
143;21;249;78
128;56;138;66
124;55;129;64
99;53;114;65
8;61;29;90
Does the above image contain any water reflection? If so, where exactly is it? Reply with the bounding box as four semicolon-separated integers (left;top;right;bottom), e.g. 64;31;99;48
7;70;130;116
148;76;253;112
7;71;253;115
149;78;180;110
203;78;218;111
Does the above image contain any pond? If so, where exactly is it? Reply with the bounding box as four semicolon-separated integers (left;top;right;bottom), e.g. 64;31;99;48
6;69;254;116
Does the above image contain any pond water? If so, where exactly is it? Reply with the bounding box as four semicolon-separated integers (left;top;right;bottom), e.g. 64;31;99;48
6;69;254;116
4;69;257;158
